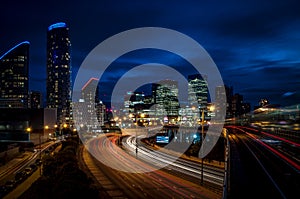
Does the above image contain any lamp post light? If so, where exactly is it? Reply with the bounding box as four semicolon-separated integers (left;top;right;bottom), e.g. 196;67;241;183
135;113;138;157
44;125;49;141
201;108;205;185
54;124;59;137
26;127;31;141
129;113;138;156
63;123;68;136
200;104;215;185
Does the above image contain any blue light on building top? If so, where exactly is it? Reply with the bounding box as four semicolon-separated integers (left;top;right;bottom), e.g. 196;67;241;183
0;41;30;60
48;22;67;31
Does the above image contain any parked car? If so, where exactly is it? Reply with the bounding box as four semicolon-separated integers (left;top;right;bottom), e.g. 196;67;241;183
35;158;42;166
0;185;8;197
30;164;38;171
24;167;33;176
5;180;16;191
15;170;26;184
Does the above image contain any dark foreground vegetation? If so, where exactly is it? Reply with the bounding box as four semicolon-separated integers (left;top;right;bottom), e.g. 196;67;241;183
19;136;98;199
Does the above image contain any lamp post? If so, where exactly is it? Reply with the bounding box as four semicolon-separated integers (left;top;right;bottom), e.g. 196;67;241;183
129;113;138;157
200;104;215;185
26;127;31;141
135;112;138;157
63;123;68;137
201;108;205;185
44;125;49;142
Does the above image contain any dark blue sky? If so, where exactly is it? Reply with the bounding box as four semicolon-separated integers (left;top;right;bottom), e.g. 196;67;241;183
1;0;299;108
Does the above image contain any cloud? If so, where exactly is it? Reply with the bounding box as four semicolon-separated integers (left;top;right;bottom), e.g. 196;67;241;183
282;92;296;97
1;0;299;109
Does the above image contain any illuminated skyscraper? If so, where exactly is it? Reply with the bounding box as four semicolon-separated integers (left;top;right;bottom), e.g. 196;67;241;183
29;91;42;109
153;80;179;124
46;22;72;124
124;91;145;114
73;78;105;131
188;74;208;109
81;78;99;128
0;41;29;108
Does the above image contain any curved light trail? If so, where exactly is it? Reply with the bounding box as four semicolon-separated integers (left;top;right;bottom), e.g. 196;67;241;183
227;126;300;171
85;134;221;199
122;135;224;187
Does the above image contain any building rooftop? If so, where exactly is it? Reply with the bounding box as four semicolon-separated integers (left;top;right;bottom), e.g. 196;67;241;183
48;22;67;31
0;41;30;60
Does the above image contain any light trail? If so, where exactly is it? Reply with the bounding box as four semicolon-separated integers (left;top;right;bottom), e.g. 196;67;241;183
227;126;300;171
85;134;221;199
123;135;224;186
241;126;300;147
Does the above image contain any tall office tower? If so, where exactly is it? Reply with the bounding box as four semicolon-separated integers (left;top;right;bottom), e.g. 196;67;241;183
29;91;42;109
46;22;72;125
124;91;145;114
0;41;29;108
188;74;208;109
81;78;100;129
232;93;243;117
216;85;233;118
153;80;179;124
95;100;106;126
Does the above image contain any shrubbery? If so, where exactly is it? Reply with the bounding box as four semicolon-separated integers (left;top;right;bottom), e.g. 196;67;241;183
20;137;98;199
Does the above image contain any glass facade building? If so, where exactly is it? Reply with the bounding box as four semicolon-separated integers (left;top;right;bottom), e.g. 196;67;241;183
46;22;72;125
188;74;208;109
153;80;179;124
0;41;29;108
29;91;42;109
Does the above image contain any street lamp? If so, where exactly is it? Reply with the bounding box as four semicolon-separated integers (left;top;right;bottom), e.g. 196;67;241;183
201;108;205;185
129;112;138;157
26;127;31;141
63;124;68;136
200;104;215;185
54;124;59;137
44;125;49;141
135;113;138;157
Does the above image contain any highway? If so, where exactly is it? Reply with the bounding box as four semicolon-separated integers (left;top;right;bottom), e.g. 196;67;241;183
83;134;222;199
226;126;300;199
122;135;224;191
0;141;56;184
0;141;60;198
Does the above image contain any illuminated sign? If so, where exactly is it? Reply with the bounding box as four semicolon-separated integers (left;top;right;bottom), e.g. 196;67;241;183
156;136;169;144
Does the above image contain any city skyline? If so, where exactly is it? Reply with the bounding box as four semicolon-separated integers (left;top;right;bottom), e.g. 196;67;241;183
1;2;299;198
1;0;299;108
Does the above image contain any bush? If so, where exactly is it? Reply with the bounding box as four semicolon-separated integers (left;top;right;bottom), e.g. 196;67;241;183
20;137;98;199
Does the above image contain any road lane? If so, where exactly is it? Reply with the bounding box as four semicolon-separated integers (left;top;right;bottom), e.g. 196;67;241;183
84;134;221;199
122;135;224;189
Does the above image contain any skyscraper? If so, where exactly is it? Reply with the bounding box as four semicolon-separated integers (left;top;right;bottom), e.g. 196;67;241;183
73;78;106;131
46;22;72;125
81;78;99;129
216;85;233;118
188;74;208;109
29;91;42;109
0;41;29;108
152;80;179;124
124;91;145;114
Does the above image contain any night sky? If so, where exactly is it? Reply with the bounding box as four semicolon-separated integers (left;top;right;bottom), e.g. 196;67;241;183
1;0;300;109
